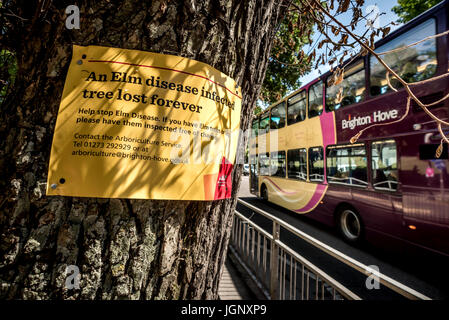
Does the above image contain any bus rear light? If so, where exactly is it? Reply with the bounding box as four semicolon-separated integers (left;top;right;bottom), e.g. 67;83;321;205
408;225;417;230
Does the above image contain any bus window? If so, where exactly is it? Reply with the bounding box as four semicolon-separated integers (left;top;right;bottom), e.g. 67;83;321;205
370;19;437;96
270;151;286;177
270;102;286;129
251;118;259;137
309;146;324;182
326;60;365;111
259;112;270;134
327;144;368;187
259;153;270;176
309;81;323;118
287;91;307;125
287;149;307;181
372;140;398;191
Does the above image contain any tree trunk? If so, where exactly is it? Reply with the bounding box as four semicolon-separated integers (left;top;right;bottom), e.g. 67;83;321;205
0;0;286;299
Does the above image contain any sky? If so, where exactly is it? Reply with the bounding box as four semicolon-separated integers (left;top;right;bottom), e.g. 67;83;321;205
296;1;401;88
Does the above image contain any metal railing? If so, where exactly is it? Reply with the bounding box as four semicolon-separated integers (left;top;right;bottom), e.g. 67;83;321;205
327;176;369;186
230;199;431;300
373;180;399;191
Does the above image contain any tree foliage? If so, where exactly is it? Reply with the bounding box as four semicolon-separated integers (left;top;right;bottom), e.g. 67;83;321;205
260;0;398;106
0;50;17;103
392;0;441;23
260;0;314;104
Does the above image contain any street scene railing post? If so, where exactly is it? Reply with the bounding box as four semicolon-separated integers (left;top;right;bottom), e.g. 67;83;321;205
270;221;280;300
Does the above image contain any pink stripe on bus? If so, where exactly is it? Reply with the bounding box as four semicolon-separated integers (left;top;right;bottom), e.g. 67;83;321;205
294;184;327;213
319;111;336;146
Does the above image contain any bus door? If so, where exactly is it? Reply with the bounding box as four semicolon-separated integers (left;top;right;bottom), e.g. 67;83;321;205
249;155;259;194
357;140;403;240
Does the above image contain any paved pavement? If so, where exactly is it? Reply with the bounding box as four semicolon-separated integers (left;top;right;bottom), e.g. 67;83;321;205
218;259;254;300
218;176;257;300
237;175;254;198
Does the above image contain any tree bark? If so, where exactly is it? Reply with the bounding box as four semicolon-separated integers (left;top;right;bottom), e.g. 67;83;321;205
0;0;286;299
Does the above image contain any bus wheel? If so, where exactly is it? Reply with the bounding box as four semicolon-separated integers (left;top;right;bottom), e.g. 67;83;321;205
261;185;268;202
337;207;363;243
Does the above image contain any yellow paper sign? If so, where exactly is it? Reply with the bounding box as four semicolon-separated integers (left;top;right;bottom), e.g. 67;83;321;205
47;45;242;200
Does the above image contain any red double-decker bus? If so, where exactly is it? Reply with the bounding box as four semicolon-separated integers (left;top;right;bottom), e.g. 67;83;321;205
249;1;449;256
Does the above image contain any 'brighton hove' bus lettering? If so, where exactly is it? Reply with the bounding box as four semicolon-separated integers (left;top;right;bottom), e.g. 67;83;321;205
341;109;398;130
